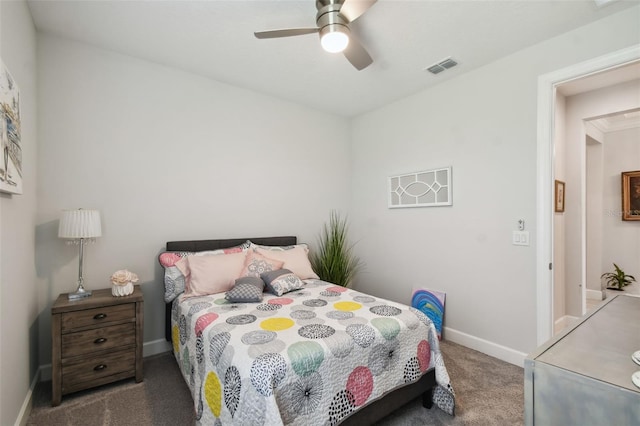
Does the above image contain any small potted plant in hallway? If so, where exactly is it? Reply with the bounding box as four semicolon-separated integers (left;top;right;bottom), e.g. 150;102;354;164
601;263;636;291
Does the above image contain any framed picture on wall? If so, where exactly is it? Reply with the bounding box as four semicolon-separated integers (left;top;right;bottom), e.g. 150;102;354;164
0;59;22;195
555;180;565;213
622;170;640;221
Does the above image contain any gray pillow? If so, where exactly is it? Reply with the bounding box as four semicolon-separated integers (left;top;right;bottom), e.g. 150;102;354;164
225;276;265;303
261;269;305;296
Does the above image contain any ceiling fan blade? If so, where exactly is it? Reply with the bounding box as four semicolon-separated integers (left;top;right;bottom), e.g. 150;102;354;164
254;28;319;39
343;38;372;70
339;0;378;23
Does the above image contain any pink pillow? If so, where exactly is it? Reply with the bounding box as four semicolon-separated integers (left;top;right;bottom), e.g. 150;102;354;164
255;246;319;279
239;251;284;278
176;251;247;297
159;252;182;268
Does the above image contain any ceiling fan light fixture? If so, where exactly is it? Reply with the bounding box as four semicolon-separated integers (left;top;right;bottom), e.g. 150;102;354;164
254;0;377;69
320;25;349;53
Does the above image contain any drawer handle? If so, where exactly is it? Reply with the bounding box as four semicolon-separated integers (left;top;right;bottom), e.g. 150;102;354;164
94;364;107;371
93;313;107;320
94;337;107;344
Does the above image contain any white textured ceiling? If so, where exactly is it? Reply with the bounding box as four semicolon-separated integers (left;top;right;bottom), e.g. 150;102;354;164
27;0;640;117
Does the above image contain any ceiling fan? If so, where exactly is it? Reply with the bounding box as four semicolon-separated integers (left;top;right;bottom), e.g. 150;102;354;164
254;0;377;70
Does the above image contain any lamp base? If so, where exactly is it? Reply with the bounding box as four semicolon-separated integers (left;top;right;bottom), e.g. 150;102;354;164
68;289;92;301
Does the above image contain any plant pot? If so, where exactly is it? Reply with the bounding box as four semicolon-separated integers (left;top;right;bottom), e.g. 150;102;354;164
112;281;134;297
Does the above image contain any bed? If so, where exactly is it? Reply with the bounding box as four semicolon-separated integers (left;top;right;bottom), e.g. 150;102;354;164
161;236;455;425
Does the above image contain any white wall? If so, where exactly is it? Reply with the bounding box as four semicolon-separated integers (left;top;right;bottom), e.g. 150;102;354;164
350;6;640;359
0;1;38;424
564;79;640;315
35;35;351;366
601;127;640;282
586;135;603;295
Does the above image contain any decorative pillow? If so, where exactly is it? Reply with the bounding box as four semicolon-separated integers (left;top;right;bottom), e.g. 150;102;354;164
261;269;305;296
175;251;247;298
252;243;319;279
239;251;284;278
225;276;265;303
159;252;193;302
158;242;250;302
162;267;186;302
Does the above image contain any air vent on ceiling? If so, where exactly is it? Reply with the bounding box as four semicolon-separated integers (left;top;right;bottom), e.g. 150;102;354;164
425;57;458;75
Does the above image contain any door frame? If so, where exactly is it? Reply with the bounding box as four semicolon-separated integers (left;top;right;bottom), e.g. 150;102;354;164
536;44;640;346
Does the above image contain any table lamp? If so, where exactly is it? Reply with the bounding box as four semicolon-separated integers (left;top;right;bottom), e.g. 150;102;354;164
58;208;102;300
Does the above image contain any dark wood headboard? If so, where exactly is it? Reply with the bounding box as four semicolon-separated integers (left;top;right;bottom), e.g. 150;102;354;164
164;236;297;341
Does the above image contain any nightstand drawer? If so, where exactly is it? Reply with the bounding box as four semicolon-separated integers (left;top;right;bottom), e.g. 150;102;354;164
62;347;135;391
61;303;135;331
62;323;135;358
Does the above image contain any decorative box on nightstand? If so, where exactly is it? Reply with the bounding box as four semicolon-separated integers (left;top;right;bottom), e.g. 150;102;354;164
51;285;144;406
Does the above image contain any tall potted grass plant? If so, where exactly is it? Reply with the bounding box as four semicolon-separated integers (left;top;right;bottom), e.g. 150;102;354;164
310;211;362;287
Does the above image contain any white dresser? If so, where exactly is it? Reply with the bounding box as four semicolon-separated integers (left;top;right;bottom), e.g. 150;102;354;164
524;294;640;426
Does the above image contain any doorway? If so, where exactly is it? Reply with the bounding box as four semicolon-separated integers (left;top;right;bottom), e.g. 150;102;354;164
552;79;640;335
536;45;640;346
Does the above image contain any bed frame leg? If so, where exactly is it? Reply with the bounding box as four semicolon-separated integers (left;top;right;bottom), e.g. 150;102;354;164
422;387;434;409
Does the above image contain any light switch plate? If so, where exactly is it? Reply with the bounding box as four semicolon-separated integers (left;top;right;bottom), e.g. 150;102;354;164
513;231;530;246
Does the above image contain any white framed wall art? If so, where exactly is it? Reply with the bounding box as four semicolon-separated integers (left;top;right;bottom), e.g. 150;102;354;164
388;167;452;208
0;59;22;195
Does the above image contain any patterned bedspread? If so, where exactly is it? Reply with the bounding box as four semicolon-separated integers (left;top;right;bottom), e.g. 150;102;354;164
171;280;455;425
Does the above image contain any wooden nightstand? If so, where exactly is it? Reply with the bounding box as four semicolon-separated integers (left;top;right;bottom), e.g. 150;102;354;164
51;286;144;406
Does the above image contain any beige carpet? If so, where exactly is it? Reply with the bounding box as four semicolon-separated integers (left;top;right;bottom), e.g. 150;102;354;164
27;340;523;425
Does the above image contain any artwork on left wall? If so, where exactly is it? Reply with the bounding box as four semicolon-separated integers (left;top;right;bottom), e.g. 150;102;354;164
0;59;22;195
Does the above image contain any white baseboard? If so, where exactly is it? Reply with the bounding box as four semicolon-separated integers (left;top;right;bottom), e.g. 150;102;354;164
554;315;579;335
586;289;603;300
443;326;528;367
143;338;172;357
554;314;579;326
39;339;172;383
15;367;40;426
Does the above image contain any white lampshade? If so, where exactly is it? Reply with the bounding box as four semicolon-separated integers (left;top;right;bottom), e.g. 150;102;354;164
58;209;102;239
320;25;349;53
